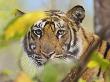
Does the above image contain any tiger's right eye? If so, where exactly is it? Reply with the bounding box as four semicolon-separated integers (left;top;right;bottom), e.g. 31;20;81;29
33;29;42;37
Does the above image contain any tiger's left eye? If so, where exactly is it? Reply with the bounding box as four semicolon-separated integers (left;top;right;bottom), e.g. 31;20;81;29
56;30;65;38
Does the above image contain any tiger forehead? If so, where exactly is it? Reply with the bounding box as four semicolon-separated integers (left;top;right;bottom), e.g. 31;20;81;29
32;10;76;30
33;16;66;29
45;10;65;16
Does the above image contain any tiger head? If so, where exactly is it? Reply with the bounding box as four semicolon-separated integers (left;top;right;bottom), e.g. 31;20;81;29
23;5;85;66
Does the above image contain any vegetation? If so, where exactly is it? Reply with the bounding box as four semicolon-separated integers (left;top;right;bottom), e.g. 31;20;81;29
0;0;110;82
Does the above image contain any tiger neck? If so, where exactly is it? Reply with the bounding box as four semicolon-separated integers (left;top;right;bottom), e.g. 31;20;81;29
77;27;99;60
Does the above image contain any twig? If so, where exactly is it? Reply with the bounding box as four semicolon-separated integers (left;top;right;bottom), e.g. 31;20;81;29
61;20;109;82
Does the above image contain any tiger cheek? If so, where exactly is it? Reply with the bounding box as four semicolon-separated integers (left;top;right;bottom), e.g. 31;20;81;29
34;39;41;53
61;33;69;44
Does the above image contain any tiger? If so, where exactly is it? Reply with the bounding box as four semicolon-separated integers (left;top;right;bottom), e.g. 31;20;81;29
21;5;110;82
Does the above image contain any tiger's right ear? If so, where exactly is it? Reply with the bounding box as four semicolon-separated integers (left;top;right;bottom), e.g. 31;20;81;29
15;9;25;16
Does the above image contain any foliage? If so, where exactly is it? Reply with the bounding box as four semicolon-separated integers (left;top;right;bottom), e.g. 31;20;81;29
0;11;47;48
0;0;18;34
0;1;109;81
0;69;12;75
78;79;86;82
41;63;59;82
87;51;110;71
0;12;110;82
15;72;32;82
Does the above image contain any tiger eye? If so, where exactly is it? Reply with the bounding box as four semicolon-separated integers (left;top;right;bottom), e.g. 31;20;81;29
34;29;42;36
57;30;65;35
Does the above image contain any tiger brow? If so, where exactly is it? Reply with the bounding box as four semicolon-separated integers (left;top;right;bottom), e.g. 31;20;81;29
43;21;55;27
57;22;64;28
34;23;41;28
34;19;47;28
44;21;56;31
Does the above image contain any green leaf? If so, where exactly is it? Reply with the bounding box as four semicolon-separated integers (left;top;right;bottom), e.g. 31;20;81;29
89;51;110;70
78;78;86;82
0;69;12;75
87;60;99;68
42;64;59;82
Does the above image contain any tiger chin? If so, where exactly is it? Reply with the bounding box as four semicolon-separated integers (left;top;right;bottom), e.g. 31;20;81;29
19;5;110;81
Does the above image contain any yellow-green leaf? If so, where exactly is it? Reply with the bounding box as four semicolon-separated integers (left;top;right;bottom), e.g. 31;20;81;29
78;78;86;82
3;11;47;40
87;60;99;68
0;11;47;48
90;51;110;70
15;72;32;82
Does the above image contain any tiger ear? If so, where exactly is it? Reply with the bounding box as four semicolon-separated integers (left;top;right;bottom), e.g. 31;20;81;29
66;5;85;24
15;9;25;16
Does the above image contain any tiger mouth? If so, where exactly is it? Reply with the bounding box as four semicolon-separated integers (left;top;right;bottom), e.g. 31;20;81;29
30;52;78;66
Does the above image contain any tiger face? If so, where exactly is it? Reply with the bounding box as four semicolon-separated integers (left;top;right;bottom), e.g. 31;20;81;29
23;5;85;66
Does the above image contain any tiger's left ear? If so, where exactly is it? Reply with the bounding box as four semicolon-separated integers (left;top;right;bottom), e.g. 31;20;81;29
15;9;25;16
66;5;85;25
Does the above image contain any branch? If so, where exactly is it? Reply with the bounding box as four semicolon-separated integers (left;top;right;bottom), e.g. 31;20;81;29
61;21;109;82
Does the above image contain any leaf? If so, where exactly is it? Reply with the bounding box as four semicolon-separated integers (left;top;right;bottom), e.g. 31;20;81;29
87;60;99;68
104;65;110;82
15;72;32;82
42;64;59;82
2;11;47;40
78;78;86;82
0;11;47;48
88;51;110;70
1;69;12;75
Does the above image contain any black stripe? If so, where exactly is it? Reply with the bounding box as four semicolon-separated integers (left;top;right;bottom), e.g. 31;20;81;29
81;28;89;43
67;29;72;50
27;31;31;40
97;42;110;77
97;67;101;77
43;21;54;27
67;28;77;51
104;42;110;58
23;32;35;57
72;28;77;46
28;31;35;42
30;32;36;40
98;40;103;49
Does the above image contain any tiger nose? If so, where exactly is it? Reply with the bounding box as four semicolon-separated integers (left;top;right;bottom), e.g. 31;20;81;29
41;51;55;59
41;43;55;58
